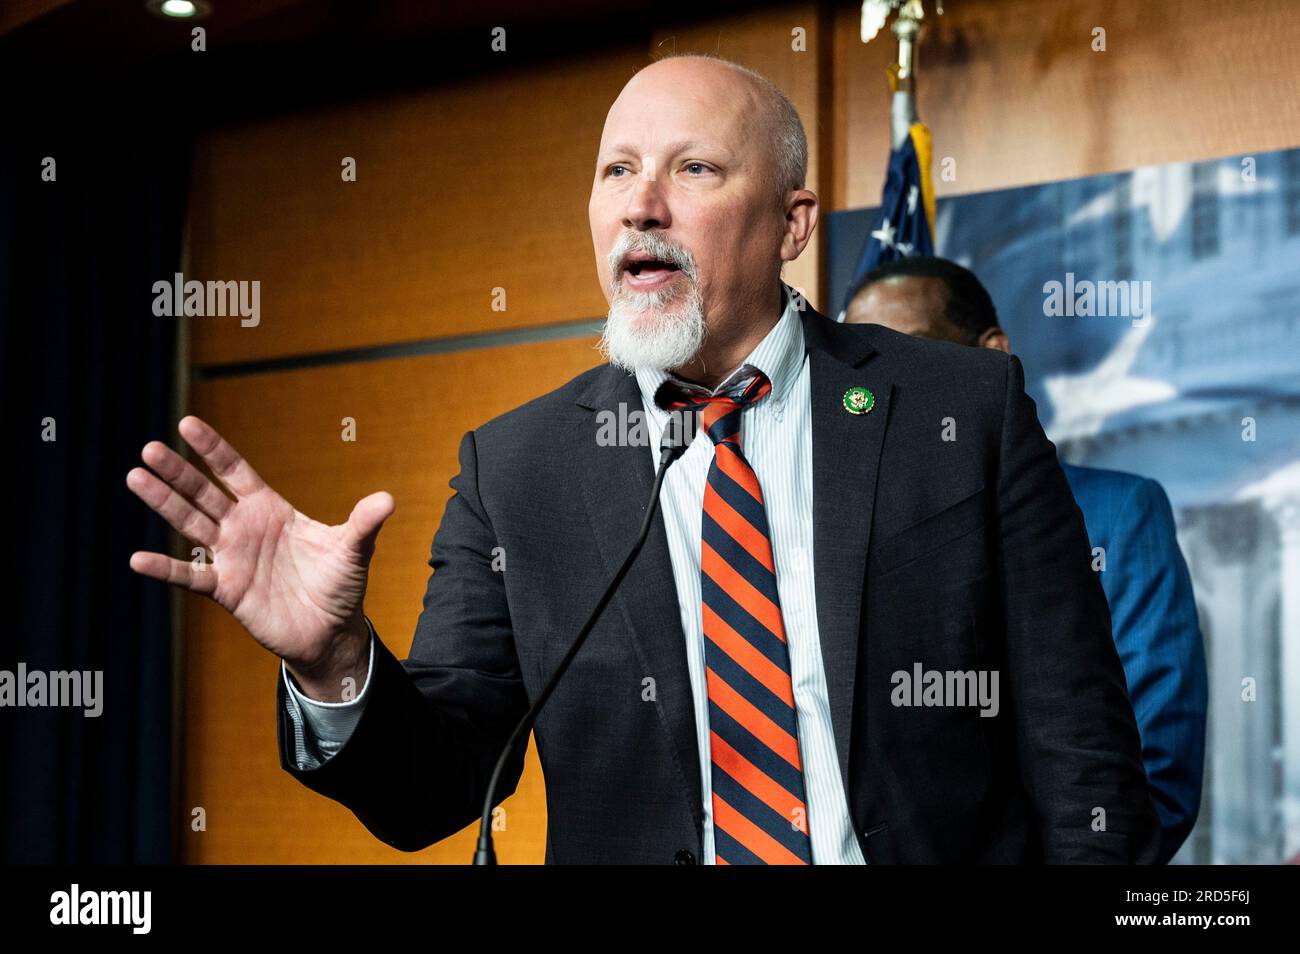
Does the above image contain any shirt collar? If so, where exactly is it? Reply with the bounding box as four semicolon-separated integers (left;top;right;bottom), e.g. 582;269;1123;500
635;282;806;409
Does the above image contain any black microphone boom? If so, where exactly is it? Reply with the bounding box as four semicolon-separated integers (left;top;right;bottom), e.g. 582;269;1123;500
473;407;698;864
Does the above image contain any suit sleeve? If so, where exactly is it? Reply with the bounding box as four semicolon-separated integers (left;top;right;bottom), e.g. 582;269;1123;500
994;354;1160;863
1105;478;1207;862
275;430;530;852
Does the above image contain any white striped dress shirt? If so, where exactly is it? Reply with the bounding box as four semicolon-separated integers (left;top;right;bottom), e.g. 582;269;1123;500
283;282;865;864
632;284;864;865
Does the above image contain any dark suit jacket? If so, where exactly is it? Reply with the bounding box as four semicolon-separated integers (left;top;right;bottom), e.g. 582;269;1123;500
277;306;1160;864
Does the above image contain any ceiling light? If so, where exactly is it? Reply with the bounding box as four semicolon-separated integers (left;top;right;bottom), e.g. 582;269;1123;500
145;0;212;19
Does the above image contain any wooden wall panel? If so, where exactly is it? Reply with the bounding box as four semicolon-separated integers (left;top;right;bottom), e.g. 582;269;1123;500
833;0;1300;210
187;47;643;367
181;336;602;864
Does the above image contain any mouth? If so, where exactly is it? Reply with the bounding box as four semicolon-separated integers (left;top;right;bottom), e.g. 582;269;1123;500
621;256;683;291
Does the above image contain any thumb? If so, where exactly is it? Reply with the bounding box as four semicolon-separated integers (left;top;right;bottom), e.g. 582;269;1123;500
342;491;396;558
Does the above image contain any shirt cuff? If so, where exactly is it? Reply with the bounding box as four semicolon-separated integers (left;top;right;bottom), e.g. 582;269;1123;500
281;620;376;747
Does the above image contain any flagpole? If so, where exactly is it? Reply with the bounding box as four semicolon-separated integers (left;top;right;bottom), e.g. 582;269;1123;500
890;1;922;147
892;2;920;92
840;0;939;322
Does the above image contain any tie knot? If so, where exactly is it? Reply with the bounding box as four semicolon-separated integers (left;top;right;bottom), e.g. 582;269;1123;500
656;371;772;447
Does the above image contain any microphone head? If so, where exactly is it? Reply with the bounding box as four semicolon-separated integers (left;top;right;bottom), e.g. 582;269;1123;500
659;406;699;464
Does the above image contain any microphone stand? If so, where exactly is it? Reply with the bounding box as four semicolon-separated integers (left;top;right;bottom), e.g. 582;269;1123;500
473;411;696;865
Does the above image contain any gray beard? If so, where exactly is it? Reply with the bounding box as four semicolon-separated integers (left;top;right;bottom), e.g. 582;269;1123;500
599;279;707;373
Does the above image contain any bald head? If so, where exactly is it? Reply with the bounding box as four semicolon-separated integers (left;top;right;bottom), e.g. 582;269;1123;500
588;54;818;385
621;55;807;203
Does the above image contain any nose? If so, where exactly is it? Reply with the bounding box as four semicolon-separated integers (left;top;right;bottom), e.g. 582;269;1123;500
623;167;671;231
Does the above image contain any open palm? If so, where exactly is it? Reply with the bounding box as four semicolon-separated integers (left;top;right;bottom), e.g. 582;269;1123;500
126;416;394;672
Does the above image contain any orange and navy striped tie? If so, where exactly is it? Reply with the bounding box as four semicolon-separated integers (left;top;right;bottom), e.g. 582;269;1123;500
660;371;813;865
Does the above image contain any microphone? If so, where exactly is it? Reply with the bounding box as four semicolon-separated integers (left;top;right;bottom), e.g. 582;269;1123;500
473;406;699;864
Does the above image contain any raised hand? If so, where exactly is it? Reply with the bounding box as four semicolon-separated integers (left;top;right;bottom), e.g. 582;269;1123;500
126;416;394;698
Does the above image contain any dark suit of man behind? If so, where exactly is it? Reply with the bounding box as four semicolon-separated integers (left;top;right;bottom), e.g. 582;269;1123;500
275;306;1159;864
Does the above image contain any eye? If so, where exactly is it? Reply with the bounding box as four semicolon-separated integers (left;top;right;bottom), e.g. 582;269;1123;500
606;164;631;178
683;161;712;175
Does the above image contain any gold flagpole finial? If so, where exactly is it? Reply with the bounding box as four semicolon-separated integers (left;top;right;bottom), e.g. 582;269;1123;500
860;0;943;92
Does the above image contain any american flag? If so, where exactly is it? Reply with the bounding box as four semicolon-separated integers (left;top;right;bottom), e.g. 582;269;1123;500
837;82;936;320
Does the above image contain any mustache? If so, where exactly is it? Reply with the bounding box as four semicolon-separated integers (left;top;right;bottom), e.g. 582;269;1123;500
607;231;698;284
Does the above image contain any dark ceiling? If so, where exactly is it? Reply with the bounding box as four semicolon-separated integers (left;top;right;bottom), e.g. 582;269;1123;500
3;0;631;61
4;0;784;134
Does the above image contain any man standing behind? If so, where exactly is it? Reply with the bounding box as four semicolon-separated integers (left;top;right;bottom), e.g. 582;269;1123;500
845;256;1208;862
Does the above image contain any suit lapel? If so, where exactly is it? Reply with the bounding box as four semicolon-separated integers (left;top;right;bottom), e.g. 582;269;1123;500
572;369;704;831
802;309;892;799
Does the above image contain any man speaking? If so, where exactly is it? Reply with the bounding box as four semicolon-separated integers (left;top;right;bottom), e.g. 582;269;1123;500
125;54;1158;864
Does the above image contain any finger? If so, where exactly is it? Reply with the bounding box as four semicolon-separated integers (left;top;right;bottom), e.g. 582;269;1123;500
126;467;221;548
129;551;218;596
141;440;234;522
341;491;396;558
177;415;267;498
